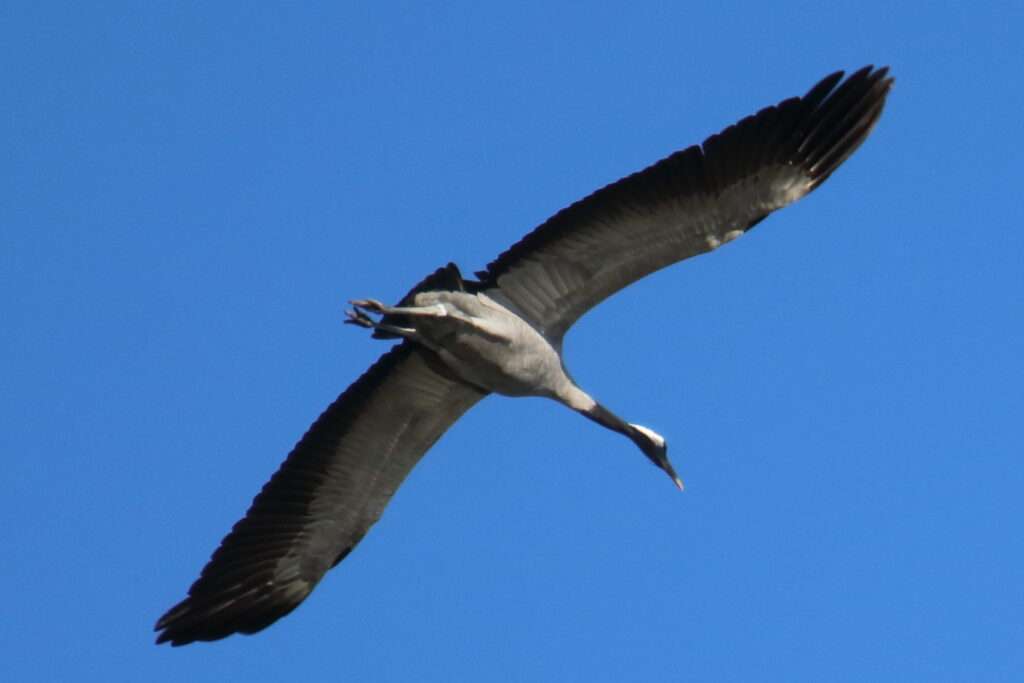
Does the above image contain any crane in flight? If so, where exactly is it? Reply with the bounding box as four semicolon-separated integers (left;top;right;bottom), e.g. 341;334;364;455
156;66;893;645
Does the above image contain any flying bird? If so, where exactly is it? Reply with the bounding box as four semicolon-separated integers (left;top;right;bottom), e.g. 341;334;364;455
156;66;893;645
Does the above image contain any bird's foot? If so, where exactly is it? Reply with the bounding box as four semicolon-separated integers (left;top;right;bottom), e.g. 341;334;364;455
344;301;419;338
344;308;375;328
349;299;387;314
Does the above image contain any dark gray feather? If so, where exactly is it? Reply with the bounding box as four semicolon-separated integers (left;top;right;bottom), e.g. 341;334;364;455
479;67;893;341
155;343;486;645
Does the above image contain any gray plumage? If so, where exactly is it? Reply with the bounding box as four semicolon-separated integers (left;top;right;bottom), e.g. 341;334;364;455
156;66;893;645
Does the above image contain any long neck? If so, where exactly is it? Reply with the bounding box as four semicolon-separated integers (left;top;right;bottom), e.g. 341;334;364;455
554;381;647;451
555;380;679;488
565;389;647;451
583;401;678;484
581;401;634;441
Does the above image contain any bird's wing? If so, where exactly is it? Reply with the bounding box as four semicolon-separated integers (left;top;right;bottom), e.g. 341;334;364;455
478;67;893;342
155;343;487;645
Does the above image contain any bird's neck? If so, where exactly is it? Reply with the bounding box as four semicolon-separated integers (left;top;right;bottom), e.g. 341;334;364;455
577;397;634;442
556;381;646;448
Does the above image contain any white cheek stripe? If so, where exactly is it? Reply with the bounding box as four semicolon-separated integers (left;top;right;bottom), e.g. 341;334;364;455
630;423;665;447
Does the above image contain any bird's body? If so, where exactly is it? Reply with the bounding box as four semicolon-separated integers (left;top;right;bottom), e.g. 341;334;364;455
156;66;894;646
371;289;571;399
350;278;678;482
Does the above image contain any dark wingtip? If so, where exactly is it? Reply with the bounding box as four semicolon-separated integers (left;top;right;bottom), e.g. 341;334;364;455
154;597;217;646
799;65;894;186
154;599;195;646
154;591;305;646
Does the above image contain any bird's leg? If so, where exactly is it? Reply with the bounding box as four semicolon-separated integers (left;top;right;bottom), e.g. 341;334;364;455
349;299;449;319
344;300;452;348
344;308;424;342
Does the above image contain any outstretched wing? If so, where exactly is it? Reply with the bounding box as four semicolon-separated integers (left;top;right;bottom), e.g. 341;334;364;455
155;343;487;645
479;67;893;342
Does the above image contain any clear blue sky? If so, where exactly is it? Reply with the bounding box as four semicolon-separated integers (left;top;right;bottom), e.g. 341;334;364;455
3;2;1021;681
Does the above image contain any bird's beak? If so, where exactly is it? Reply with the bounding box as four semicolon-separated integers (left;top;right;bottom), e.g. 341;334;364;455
660;459;684;491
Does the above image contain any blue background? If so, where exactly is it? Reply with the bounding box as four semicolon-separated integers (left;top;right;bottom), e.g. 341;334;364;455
3;2;1021;680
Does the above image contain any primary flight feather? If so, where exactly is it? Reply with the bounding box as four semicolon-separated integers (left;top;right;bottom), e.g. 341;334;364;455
156;66;893;645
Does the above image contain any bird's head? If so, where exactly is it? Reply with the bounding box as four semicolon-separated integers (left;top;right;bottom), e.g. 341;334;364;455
628;423;683;490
